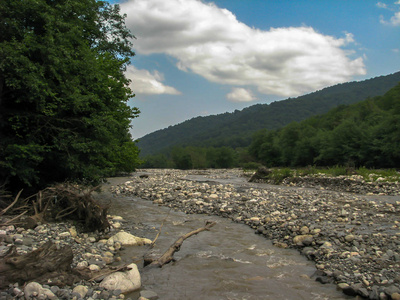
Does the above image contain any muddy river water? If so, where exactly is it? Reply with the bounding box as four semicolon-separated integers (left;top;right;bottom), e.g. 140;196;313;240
104;177;352;300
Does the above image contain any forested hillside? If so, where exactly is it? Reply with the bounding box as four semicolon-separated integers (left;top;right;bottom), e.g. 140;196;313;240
249;82;400;168
138;72;400;157
143;81;400;169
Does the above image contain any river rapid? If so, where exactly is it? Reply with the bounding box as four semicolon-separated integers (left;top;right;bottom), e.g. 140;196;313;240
105;175;352;300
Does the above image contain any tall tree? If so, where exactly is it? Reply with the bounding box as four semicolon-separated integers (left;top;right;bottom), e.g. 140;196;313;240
0;0;140;191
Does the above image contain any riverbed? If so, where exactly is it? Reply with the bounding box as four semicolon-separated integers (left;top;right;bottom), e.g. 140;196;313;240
110;169;400;300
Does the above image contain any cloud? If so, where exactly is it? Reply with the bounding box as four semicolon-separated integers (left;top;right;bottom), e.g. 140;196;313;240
390;11;400;25
379;1;400;25
121;0;366;97
376;2;388;9
226;88;256;102
125;65;181;95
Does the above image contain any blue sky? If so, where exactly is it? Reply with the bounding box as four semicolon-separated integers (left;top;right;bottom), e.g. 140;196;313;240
110;0;400;139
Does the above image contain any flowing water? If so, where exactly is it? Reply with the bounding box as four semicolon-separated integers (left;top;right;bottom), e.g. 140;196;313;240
103;177;351;300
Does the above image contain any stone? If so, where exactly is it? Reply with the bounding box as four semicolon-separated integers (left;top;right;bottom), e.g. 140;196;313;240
391;293;400;300
293;235;313;246
69;226;78;237
73;285;88;298
107;231;152;246
140;290;159;300
24;282;57;300
344;234;355;243
99;263;141;293
89;264;101;271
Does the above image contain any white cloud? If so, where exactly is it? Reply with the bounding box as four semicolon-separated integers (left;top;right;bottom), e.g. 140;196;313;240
226;88;256;102
379;1;400;25
376;2;388;9
121;0;366;97
125;65;181;95
390;11;400;25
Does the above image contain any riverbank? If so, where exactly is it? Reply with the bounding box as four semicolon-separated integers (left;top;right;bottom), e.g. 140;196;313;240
113;168;400;300
0;212;154;300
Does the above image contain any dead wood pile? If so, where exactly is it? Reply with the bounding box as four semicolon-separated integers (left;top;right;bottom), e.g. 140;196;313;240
0;241;79;289
1;183;110;232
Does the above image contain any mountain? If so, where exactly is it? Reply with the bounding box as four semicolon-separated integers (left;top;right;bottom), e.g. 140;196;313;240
138;72;400;156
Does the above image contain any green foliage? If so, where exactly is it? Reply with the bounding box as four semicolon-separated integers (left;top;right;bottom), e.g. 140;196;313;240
138;72;400;157
0;0;140;191
143;146;239;169
267;168;293;184
249;83;400;169
356;167;400;182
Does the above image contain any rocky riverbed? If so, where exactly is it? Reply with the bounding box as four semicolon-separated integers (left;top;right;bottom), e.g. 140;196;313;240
0;214;156;300
113;168;400;300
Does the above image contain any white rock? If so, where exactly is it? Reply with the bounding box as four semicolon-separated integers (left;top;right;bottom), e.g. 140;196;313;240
100;263;141;293
108;231;152;246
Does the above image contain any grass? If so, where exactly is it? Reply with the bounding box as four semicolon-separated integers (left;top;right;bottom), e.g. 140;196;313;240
247;165;400;183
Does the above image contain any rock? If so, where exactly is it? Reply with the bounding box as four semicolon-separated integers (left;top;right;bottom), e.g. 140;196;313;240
391;293;400;300
107;231;152;246
293;235;313;246
140;290;159;299
69;226;78;237
344;234;355;243
99;263;141;293
24;282;57;300
337;283;349;290
73;285;88;298
384;286;400;297
302;247;316;256
89;264;101;271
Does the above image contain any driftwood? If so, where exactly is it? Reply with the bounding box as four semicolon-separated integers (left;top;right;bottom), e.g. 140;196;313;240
0;241;79;289
2;183;110;232
145;221;216;268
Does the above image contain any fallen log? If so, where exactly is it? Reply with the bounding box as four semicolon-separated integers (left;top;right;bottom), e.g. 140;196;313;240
145;221;216;268
0;241;79;289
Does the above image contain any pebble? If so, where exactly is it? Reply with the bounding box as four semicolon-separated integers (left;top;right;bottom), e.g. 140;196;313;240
113;168;400;299
0;214;146;300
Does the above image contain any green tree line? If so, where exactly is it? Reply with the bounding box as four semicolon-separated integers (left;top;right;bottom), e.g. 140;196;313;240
0;0;141;192
249;83;400;168
138;72;400;157
143;82;400;170
141;146;247;169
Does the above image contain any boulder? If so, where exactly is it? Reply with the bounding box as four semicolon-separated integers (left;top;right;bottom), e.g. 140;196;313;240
107;231;152;246
24;282;57;300
100;263;141;293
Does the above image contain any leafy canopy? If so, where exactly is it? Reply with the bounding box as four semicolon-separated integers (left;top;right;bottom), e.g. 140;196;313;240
0;0;140;191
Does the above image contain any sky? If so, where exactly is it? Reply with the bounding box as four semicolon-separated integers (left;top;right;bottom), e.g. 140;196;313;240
109;0;400;139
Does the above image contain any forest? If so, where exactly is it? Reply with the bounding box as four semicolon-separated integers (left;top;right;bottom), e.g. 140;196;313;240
142;82;400;170
138;71;400;157
0;0;141;193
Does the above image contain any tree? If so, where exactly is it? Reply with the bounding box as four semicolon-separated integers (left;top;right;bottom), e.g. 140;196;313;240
0;0;140;191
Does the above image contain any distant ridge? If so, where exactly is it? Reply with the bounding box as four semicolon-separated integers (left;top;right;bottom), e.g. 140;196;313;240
138;72;400;156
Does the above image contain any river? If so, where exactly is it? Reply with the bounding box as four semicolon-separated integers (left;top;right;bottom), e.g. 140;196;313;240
103;177;352;300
